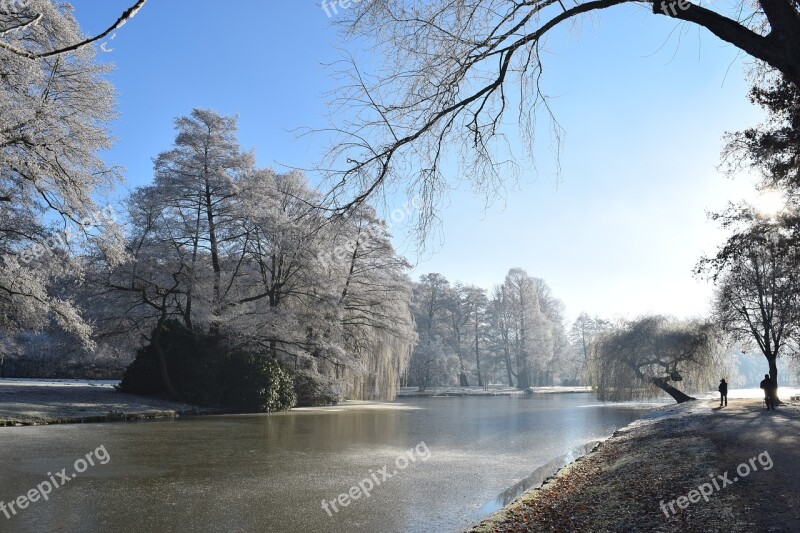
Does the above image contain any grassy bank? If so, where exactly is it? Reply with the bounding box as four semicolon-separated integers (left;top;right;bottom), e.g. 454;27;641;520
471;398;800;532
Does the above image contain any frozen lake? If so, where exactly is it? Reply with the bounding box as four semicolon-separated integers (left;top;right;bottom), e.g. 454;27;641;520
0;394;654;532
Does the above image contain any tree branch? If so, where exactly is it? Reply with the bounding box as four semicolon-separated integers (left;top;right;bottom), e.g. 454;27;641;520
657;0;800;85
0;0;146;60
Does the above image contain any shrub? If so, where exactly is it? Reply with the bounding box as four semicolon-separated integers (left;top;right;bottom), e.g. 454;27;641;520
119;322;296;412
220;350;296;412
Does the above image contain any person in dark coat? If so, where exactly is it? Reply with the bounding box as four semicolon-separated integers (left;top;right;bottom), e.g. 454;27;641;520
759;374;777;410
718;379;728;407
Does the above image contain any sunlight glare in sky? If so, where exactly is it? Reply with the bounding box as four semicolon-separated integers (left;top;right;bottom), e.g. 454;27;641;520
752;189;786;218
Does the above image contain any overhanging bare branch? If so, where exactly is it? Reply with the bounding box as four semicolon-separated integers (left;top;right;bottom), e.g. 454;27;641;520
0;0;146;60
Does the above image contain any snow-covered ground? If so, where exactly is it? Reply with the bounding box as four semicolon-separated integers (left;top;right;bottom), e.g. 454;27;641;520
0;378;120;388
0;378;206;426
696;386;800;400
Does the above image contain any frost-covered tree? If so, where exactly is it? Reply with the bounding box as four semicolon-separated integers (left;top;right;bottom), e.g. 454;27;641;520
533;277;569;385
500;268;554;389
0;0;127;344
408;269;571;389
232;169;328;356
0;0;145;61
568;313;612;384
409;273;454;390
589;316;724;403
464;285;490;388
93;111;416;401
446;283;474;387
490;283;517;387
152;109;255;337
326;205;416;400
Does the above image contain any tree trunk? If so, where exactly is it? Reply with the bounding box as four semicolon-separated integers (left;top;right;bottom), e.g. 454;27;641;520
651;377;695;404
475;317;483;388
503;339;514;387
517;366;530;389
152;321;182;401
768;356;778;384
768;355;781;403
454;326;469;387
203;163;222;341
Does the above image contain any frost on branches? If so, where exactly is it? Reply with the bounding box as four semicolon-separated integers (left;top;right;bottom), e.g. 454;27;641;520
0;1;125;345
87;109;415;402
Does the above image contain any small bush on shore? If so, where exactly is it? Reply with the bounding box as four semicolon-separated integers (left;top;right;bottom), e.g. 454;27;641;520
220;350;296;412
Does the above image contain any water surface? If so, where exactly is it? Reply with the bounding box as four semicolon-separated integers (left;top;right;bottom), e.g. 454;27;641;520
0;394;651;532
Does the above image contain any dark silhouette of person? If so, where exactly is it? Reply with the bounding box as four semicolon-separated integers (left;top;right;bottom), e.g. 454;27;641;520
759;374;777;410
718;379;728;407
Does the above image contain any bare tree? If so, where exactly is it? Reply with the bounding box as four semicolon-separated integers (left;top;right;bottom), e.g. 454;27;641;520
698;206;800;387
447;283;473;386
569;313;612;383
465;285;490;388
318;0;800;233
491;284;516;387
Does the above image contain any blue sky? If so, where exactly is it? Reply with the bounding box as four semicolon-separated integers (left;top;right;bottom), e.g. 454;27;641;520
69;0;768;322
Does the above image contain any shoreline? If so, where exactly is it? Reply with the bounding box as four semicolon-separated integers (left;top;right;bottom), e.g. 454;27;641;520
397;385;592;397
469;398;800;532
0;380;594;427
0;378;218;427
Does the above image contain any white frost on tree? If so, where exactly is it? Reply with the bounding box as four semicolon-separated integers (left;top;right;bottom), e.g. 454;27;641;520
0;1;125;344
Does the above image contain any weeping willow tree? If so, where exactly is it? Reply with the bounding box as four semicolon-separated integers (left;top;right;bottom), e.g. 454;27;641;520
588;316;726;403
348;331;413;401
326;205;417;401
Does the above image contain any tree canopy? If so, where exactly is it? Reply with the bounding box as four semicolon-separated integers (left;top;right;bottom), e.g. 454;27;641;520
0;0;128;345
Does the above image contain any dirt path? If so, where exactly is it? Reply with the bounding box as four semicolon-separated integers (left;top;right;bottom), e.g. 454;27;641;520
471;398;800;532
703;399;800;532
0;379;212;425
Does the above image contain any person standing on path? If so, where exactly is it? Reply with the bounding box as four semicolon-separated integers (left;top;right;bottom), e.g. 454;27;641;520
718;379;728;407
760;374;777;411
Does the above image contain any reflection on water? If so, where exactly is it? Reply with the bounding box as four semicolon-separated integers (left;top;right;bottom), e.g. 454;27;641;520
0;394;651;533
